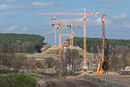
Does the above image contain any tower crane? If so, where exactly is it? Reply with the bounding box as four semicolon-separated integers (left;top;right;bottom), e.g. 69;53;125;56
37;8;99;69
93;14;109;74
50;16;57;47
50;19;68;62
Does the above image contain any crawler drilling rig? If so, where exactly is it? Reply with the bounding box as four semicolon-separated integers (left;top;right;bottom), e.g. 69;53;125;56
93;14;109;74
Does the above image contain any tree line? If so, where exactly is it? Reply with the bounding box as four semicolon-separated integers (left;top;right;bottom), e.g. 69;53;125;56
68;37;130;53
0;33;45;53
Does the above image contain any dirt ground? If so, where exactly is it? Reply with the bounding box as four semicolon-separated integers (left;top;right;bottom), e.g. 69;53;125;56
90;75;130;87
37;75;130;87
37;77;99;87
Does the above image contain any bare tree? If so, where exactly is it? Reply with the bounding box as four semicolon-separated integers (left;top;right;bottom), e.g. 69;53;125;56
61;48;82;75
44;57;55;68
0;46;28;73
120;48;130;69
109;46;130;71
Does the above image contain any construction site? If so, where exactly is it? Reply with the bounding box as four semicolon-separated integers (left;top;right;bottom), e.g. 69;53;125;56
0;1;130;87
30;8;130;87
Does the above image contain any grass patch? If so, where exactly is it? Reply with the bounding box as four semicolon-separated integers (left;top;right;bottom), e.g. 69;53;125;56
0;73;36;87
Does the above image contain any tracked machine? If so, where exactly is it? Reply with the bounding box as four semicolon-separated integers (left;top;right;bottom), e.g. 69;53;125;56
93;14;109;74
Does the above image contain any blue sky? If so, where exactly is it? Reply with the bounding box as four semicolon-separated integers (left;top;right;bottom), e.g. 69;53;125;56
0;0;130;45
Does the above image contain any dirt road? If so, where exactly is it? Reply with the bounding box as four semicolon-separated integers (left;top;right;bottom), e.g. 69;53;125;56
91;75;130;87
37;75;130;87
37;77;99;87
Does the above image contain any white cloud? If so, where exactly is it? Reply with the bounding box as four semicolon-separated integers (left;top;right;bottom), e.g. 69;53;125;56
7;26;29;32
32;1;55;6
0;1;56;11
104;13;130;30
32;1;55;9
97;0;120;2
95;18;102;25
92;17;111;25
0;4;10;10
7;26;18;31
112;13;127;19
123;22;130;28
87;17;111;27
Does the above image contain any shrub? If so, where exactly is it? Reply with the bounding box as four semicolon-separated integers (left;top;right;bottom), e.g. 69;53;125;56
0;73;36;87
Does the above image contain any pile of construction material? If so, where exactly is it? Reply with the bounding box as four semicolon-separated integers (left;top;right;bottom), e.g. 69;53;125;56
119;66;130;75
124;66;130;71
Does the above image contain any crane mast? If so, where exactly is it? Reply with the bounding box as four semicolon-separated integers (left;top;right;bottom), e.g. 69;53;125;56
51;16;57;47
83;8;87;69
59;20;62;61
50;20;62;61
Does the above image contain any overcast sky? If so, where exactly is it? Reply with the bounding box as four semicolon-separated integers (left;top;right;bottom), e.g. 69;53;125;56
0;0;130;45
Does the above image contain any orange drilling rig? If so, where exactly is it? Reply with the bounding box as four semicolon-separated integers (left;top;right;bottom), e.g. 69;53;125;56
93;14;109;74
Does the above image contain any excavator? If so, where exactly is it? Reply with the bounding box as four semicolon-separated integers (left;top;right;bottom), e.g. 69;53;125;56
93;14;109;74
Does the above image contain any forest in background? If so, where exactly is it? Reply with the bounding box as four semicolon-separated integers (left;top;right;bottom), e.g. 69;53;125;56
69;37;130;53
0;34;130;53
0;33;44;53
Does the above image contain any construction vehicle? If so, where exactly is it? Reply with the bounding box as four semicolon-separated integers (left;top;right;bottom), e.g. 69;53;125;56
93;14;109;74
